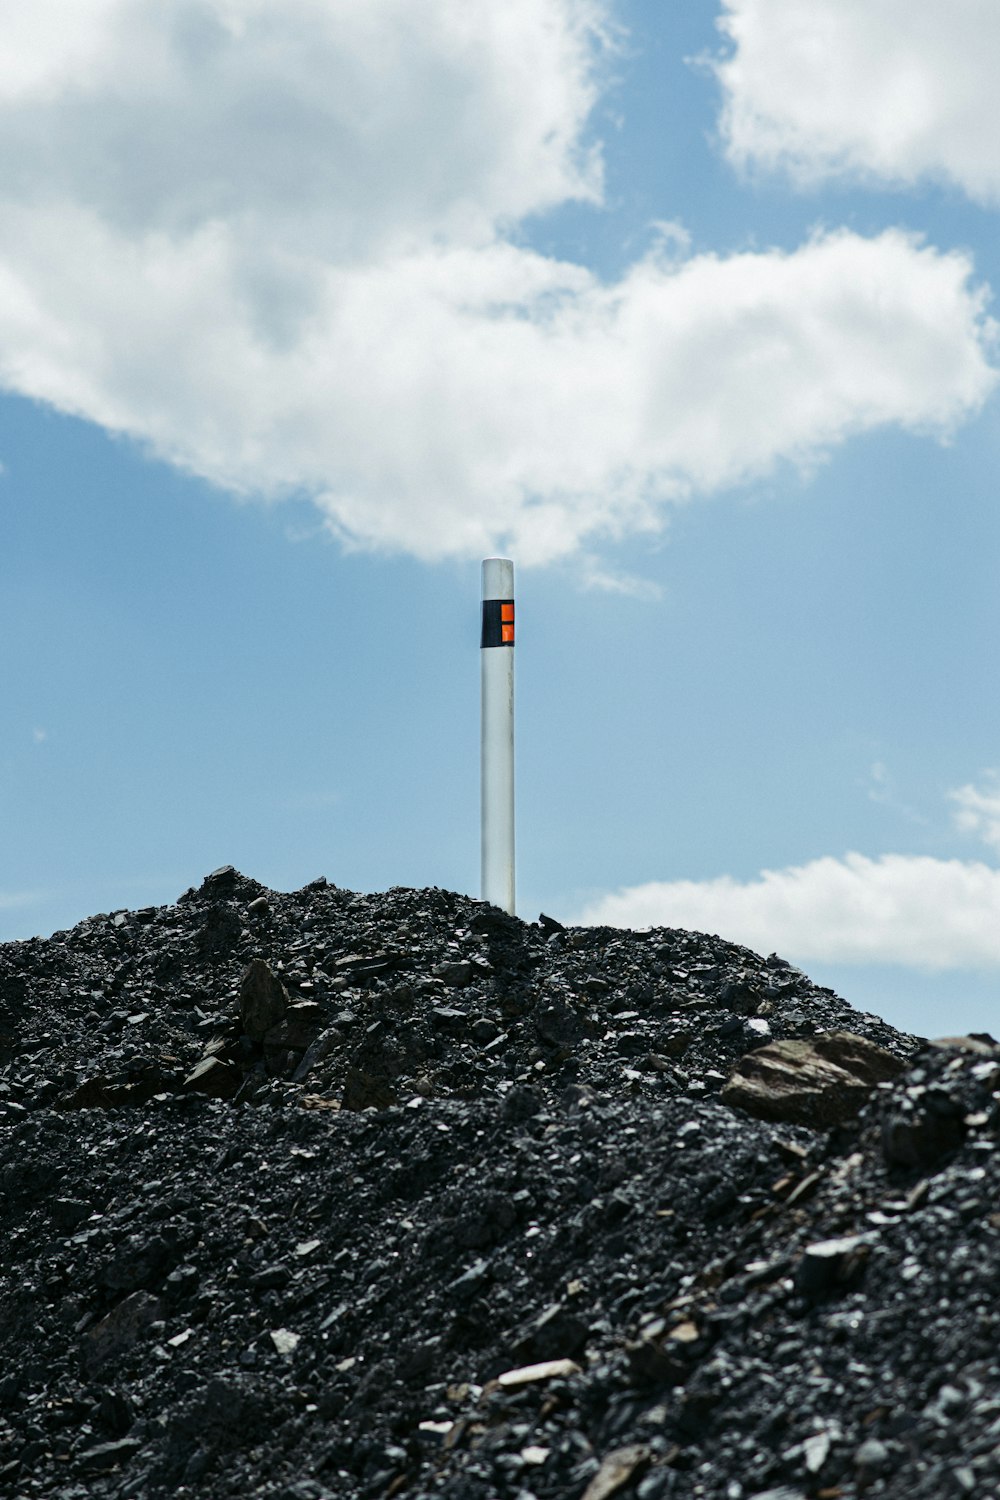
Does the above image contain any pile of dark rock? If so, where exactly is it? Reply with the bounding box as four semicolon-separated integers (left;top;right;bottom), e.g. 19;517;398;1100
1;866;997;1500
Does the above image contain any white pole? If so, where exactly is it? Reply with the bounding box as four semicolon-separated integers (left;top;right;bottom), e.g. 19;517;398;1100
481;557;515;914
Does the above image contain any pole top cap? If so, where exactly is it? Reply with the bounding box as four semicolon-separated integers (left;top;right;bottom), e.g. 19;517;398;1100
482;557;514;600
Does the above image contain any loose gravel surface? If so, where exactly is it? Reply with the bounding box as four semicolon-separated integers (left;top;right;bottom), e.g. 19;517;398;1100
1;867;997;1500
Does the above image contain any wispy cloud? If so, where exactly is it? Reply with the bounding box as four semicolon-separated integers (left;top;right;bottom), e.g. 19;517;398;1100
949;772;1000;852
578;557;664;601
32;726;48;743
864;761;927;825
574;852;1000;970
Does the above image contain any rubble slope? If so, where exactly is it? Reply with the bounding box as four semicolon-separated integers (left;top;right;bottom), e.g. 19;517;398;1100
0;868;997;1500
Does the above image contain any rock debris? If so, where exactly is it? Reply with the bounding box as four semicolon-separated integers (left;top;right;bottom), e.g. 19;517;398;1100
1;865;998;1499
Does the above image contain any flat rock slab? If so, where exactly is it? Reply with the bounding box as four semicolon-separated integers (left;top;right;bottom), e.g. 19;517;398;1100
721;1031;905;1127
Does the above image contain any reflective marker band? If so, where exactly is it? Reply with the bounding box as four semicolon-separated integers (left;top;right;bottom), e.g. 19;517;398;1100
481;599;515;648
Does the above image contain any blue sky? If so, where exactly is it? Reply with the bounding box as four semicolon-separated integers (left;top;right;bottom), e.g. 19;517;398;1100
3;0;1000;1039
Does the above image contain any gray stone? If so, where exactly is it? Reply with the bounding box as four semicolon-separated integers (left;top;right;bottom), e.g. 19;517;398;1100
270;1327;300;1356
182;1054;240;1098
263;1001;324;1051
95;1387;135;1437
239;958;289;1041
252;1263;291;1292
882;1088;967;1168
721;1031;905;1126
82;1291;164;1373
513;1300;589;1361
434;960;475;987
51;1197;92;1231
292;1029;338;1082
77;1437;142;1471
854;1438;893;1474
536;1000;585;1048
929;1033;999;1055
795;1234;874;1296
581;1444;651;1500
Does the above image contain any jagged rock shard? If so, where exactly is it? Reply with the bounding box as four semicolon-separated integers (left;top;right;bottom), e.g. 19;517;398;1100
183;1055;241;1099
239;957;289;1041
270;1328;300;1357
81;1291;164;1374
77;1438;143;1473
581;1444;652;1500
721;1031;905;1127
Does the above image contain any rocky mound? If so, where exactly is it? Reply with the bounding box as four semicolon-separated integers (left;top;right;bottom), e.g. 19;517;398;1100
0;868;997;1500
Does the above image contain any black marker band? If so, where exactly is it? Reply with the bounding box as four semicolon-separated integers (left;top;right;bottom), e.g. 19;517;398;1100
481;598;515;648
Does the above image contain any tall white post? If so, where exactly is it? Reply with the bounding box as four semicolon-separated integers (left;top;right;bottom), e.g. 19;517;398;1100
481;557;515;914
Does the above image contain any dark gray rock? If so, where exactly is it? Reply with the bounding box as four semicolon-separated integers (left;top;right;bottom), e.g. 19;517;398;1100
794;1233;874;1296
82;1291;164;1373
882;1085;967;1168
183;1054;241;1098
239;958;289;1040
77;1437;143;1471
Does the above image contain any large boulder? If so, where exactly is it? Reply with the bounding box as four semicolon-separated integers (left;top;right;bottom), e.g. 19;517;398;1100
721;1031;905;1127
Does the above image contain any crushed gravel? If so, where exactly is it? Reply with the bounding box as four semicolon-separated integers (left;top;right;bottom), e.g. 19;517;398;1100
1;866;997;1500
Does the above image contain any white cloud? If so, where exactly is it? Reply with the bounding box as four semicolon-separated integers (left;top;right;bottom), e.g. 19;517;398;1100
950;773;1000;852
577;557;664;600
0;0;606;249
865;761;926;825
575;852;1000;970
716;0;1000;202
0;4;995;563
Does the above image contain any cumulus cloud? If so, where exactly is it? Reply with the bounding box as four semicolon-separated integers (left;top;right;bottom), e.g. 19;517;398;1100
0;3;996;563
0;0;606;251
575;852;1000;970
716;0;1000;202
950;774;1000;852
